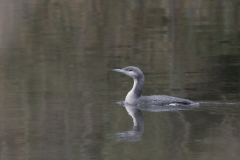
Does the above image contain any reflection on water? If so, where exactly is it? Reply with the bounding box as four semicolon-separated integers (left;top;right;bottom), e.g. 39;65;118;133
0;0;240;160
115;103;196;142
114;101;240;158
115;104;144;142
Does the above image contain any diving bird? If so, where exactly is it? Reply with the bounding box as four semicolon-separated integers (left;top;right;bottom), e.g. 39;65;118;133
113;66;197;106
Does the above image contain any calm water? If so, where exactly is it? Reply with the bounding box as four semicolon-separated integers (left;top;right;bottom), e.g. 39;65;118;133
0;0;240;160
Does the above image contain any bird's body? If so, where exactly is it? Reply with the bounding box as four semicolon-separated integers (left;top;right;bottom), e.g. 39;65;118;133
133;95;194;106
113;66;197;106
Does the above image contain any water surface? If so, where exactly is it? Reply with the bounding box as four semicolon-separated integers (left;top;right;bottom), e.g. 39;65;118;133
0;0;240;160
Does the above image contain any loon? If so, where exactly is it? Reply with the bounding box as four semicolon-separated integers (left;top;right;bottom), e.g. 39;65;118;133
113;66;196;106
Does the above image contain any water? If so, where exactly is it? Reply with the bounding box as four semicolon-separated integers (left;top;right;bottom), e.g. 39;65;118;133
0;0;240;159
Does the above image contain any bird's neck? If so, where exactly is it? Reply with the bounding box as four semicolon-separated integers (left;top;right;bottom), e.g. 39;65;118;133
125;76;144;104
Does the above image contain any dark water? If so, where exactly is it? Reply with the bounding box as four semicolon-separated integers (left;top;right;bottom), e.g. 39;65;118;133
0;0;240;159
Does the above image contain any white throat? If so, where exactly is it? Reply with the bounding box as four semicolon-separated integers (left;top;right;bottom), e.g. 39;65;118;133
125;79;139;104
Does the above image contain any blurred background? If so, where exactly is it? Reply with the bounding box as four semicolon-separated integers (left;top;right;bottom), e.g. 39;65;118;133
0;0;240;160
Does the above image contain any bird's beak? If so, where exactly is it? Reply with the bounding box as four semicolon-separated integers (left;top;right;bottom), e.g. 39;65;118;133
112;69;124;73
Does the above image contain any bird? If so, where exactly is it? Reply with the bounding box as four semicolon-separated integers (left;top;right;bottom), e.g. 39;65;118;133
113;66;197;106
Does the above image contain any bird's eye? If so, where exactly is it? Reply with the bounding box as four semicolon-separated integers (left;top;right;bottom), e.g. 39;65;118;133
129;69;132;71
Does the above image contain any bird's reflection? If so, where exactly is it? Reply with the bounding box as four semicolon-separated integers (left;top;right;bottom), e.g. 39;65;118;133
115;102;192;142
115;103;144;142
